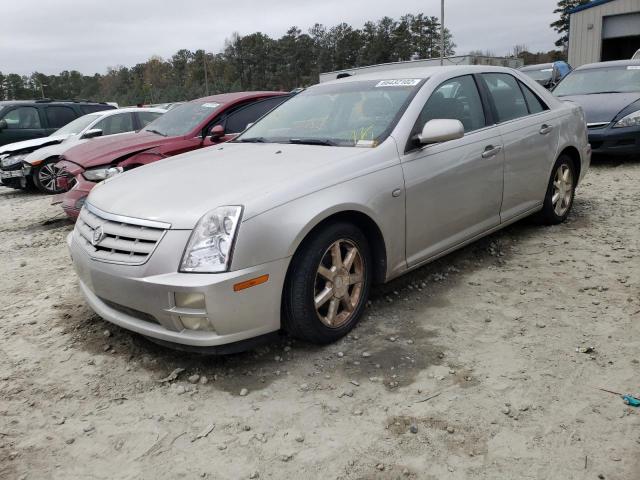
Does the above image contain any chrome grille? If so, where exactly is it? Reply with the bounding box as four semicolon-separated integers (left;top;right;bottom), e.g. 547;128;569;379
74;203;168;265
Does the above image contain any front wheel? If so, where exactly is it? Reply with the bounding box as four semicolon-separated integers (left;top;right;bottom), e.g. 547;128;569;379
536;155;577;225
33;159;64;194
284;222;372;345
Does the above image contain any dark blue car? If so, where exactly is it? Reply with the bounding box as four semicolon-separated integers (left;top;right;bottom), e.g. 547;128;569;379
554;60;640;157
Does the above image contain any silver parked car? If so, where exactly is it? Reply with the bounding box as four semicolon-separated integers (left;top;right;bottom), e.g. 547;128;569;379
68;66;590;351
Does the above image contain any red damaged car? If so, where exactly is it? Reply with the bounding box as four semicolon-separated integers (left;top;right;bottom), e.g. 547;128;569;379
56;91;290;219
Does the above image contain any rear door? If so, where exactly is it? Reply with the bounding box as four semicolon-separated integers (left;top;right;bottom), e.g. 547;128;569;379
401;74;504;266
0;106;47;146
480;73;559;221
44;105;78;135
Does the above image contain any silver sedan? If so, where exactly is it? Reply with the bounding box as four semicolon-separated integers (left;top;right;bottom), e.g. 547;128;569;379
68;65;590;351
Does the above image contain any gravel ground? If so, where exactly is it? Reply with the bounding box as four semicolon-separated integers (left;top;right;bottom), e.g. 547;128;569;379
1;158;639;480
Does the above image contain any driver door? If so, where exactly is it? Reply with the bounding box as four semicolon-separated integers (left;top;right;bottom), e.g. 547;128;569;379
401;75;504;267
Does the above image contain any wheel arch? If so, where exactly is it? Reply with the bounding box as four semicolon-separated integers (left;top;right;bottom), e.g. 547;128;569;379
557;145;582;182
288;208;388;286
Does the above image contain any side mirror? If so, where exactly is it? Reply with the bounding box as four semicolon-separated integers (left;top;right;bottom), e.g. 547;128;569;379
416;119;464;145
82;128;103;139
0;119;7;131
209;125;225;141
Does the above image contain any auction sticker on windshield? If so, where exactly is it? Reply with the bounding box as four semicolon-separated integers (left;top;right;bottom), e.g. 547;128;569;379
376;79;421;87
201;102;221;108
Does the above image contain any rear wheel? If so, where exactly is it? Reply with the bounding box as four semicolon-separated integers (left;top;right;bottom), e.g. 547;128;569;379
284;222;372;344
536;155;576;225
33;159;64;194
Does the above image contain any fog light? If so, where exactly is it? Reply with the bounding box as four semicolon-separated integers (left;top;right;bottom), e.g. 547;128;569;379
179;316;213;331
175;292;205;309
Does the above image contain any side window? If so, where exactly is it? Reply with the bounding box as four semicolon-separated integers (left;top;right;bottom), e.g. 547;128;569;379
482;73;529;123
94;113;134;136
519;82;548;114
412;75;486;136
137;111;163;128
2;107;42;129
225;96;288;134
45;106;77;129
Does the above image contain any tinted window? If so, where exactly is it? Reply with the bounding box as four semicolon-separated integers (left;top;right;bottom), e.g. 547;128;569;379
94;113;134;135
519;82;547;114
2;107;42;129
413;75;486;135
45;106;77;128
225;97;288;134
483;73;529;122
137;111;163;127
80;105;113;115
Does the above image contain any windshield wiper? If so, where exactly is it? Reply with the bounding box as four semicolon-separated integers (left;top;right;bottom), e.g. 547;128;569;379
146;128;167;137
288;138;337;146
237;137;267;143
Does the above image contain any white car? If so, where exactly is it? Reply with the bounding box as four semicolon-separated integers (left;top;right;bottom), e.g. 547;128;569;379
0;107;165;193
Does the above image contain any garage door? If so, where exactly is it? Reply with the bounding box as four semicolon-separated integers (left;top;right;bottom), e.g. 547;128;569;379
603;13;640;39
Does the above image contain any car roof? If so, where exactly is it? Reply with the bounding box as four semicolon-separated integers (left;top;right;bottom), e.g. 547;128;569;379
189;91;287;105
577;59;640;70
0;100;111;107
321;65;519;85
93;107;166;117
520;63;554;71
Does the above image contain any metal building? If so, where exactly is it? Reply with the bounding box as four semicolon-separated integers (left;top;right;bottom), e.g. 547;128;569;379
319;56;524;83
568;0;640;67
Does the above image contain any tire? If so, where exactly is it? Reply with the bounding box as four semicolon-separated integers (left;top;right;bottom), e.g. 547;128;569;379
33;159;64;194
535;154;577;225
284;222;372;345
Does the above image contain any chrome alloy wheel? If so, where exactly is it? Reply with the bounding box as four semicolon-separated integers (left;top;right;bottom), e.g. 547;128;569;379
37;162;62;193
314;239;365;328
552;163;574;217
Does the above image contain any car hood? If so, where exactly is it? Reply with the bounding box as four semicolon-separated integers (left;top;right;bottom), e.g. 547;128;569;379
62;131;170;168
24;137;89;165
88;141;393;229
559;92;640;123
0;134;70;155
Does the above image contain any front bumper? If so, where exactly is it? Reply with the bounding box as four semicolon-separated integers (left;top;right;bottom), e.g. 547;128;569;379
588;124;640;156
61;176;95;220
68;230;289;348
0;162;29;188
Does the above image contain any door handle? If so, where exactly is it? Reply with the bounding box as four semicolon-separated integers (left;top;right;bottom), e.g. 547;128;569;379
540;124;554;135
481;145;503;159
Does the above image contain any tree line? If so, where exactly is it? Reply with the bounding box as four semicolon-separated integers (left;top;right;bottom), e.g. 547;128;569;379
0;2;579;106
0;13;455;106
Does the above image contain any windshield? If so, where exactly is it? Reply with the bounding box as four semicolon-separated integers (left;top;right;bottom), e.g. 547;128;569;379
521;68;553;83
54;114;100;135
236;79;423;147
143;101;220;137
554;66;640;96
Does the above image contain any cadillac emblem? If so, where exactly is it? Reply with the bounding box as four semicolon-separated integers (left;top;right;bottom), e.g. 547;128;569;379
92;225;105;246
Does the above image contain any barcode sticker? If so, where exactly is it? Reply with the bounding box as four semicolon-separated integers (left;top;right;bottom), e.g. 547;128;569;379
375;79;421;87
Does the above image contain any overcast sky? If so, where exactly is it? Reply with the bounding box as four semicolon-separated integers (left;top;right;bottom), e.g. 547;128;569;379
1;0;561;75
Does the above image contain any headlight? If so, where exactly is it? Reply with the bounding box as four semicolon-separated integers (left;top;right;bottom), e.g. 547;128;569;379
83;166;123;181
613;110;640;128
180;206;243;273
1;153;27;168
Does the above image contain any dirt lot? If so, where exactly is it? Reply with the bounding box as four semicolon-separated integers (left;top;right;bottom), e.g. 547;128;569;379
1;159;639;480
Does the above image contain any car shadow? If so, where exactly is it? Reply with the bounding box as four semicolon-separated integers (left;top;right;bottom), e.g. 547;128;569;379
59;199;590;396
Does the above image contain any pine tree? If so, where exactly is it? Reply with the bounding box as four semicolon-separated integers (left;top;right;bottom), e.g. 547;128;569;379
551;0;591;48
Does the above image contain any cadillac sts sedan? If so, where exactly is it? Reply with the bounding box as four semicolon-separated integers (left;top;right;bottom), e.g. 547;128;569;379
68;66;590;352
